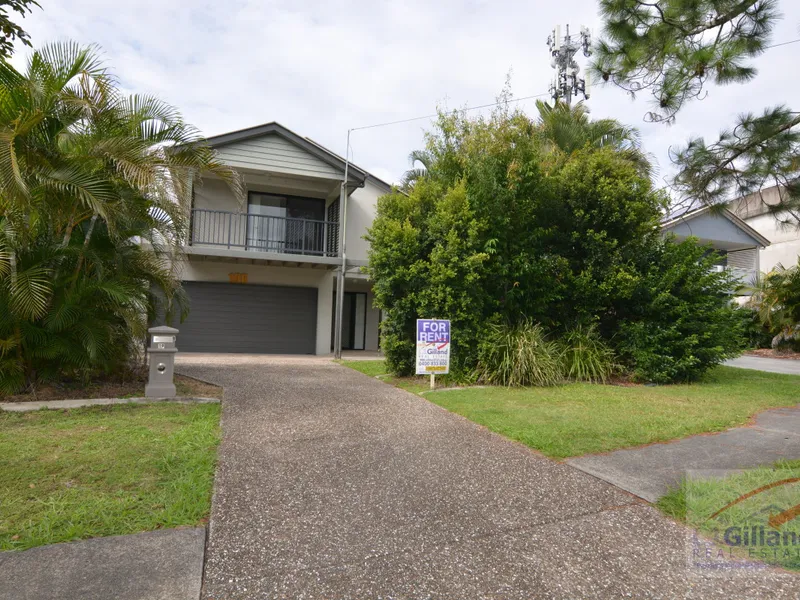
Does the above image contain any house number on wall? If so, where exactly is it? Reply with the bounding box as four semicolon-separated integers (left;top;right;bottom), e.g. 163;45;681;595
229;272;248;284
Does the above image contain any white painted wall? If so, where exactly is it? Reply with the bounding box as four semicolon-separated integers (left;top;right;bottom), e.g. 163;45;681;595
179;259;328;287
729;186;800;273
194;177;240;213
742;213;800;272
345;179;383;263
316;273;334;355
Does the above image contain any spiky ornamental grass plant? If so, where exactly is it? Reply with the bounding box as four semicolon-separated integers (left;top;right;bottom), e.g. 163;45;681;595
0;42;243;394
559;324;618;383
476;320;563;387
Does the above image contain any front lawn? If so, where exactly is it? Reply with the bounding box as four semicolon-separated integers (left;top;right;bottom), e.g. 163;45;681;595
341;361;800;459
340;359;458;394
0;403;220;551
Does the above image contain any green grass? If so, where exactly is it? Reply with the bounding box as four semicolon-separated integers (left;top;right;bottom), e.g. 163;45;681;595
658;460;800;571
340;359;458;394
340;360;388;378
340;361;800;459
0;402;220;551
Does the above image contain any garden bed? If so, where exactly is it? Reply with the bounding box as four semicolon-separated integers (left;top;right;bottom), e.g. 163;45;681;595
0;402;221;551
745;348;800;361
3;373;222;403
341;360;800;459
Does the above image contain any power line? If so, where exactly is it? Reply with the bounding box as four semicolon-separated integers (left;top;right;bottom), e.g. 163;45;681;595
350;91;552;132
350;37;800;134
765;37;800;49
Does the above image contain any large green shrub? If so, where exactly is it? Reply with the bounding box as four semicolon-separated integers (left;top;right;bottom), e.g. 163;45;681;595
368;100;746;384
615;238;746;383
367;104;665;378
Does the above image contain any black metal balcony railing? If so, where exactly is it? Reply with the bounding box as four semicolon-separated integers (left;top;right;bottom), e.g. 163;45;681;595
190;209;340;258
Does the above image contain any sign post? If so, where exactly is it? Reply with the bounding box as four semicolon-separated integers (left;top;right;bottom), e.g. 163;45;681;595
416;319;451;390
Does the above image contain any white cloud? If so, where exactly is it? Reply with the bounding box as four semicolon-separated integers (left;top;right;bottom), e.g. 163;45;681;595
15;0;800;188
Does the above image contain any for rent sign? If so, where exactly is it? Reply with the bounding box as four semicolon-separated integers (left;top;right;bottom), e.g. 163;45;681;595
416;319;451;375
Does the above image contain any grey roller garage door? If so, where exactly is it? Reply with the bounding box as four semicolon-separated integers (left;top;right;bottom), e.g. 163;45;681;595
176;281;317;354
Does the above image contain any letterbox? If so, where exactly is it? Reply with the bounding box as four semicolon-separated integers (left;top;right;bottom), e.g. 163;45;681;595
145;325;179;398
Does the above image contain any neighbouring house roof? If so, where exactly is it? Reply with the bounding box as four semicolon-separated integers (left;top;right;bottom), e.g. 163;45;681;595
204;121;393;193
661;205;771;248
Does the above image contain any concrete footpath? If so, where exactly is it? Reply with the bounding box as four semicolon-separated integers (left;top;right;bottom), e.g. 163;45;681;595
568;405;800;502
175;354;799;599
0;528;205;600
726;355;800;375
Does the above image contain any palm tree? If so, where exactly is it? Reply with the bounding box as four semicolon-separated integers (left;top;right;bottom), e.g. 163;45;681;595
534;100;654;176
400;149;434;190
0;42;243;393
746;261;800;349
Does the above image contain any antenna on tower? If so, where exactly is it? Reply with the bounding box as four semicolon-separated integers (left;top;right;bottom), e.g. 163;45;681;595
547;24;592;105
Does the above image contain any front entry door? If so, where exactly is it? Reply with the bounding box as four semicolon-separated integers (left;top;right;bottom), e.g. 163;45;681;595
341;292;367;350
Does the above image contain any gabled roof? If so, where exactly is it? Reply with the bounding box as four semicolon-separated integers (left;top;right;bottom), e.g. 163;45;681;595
661;205;771;247
205;121;392;193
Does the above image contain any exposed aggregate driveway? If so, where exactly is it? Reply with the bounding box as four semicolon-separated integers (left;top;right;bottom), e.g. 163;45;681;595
176;355;799;599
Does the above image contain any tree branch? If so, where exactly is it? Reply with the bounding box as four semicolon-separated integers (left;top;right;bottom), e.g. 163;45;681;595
700;114;800;189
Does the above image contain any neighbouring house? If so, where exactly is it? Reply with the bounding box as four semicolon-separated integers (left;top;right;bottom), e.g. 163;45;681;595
661;206;771;290
175;122;392;355
728;185;800;273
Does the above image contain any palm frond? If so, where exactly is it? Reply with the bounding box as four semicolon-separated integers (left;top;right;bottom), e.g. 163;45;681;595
8;265;51;320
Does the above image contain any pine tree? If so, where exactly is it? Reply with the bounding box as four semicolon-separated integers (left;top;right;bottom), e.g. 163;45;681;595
592;0;800;222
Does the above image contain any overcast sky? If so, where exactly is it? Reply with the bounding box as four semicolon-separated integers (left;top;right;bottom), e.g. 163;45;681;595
14;1;800;189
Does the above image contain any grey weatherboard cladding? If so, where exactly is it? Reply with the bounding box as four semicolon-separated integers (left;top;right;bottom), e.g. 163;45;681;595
176;281;317;354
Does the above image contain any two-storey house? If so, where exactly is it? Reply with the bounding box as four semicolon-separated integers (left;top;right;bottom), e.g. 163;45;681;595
176;122;391;355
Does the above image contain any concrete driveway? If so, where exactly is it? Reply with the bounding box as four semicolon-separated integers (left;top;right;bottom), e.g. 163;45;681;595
176;355;798;599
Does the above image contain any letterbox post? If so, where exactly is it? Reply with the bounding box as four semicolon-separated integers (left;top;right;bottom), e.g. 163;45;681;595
145;325;179;398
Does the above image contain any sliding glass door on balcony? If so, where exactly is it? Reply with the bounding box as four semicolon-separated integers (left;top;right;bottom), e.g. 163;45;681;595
247;194;286;252
247;193;326;254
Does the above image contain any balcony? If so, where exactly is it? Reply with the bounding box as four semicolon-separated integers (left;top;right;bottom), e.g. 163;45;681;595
189;208;339;258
